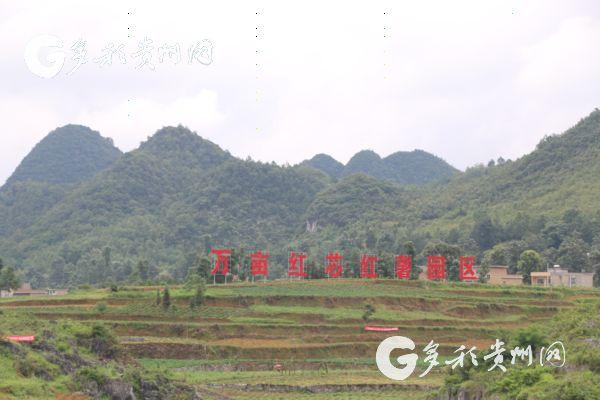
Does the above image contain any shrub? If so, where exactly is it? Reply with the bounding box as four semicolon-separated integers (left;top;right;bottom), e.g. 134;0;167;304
76;366;109;387
184;273;203;290
14;353;57;380
362;304;375;323
95;302;108;313
76;324;118;358
512;327;548;354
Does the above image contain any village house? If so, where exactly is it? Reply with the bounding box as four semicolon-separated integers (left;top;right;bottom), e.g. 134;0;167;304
0;283;69;298
531;266;595;288
479;265;523;286
417;264;524;285
398;264;598;289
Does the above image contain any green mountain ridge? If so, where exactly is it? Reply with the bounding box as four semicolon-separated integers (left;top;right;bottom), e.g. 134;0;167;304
0;110;599;286
4;124;122;187
0;125;122;238
300;148;458;185
299;154;344;178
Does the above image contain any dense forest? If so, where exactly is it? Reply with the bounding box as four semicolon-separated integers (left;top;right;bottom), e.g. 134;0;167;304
0;110;599;288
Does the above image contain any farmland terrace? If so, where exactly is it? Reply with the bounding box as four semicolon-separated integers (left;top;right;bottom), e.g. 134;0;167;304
1;279;597;399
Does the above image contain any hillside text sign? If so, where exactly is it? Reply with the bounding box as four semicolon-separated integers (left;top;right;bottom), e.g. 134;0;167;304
210;248;480;282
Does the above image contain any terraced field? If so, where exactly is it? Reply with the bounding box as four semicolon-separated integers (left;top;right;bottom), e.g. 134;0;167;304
1;279;597;399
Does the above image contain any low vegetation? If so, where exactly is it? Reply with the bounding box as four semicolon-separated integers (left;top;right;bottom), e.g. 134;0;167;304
1;280;597;399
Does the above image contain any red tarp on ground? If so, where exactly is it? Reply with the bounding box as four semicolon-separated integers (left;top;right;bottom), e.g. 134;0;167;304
364;326;399;332
5;336;35;342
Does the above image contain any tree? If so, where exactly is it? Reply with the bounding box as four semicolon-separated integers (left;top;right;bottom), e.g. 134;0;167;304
189;279;206;310
404;241;419;280
0;266;20;290
503;241;528;273
162;287;171;309
470;212;499;250
513;327;548;355
422;241;462;281
518;250;542;284
593;264;600;287
194;256;212;279
133;260;150;282
557;232;589;272
478;257;490;283
365;229;377;250
486;245;508;266
479;245;508;283
102;246;113;280
184;273;204;290
362;304;375;323
49;257;69;287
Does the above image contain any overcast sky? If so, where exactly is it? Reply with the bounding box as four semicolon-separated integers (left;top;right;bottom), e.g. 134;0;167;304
1;0;599;184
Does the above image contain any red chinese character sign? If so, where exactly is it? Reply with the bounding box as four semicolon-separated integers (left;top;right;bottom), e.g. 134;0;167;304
288;251;308;278
459;256;477;281
250;251;269;278
211;249;231;276
325;252;343;278
395;255;411;280
360;254;378;278
427;256;446;280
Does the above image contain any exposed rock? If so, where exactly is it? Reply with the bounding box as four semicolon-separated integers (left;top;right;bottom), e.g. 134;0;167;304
139;379;161;400
33;341;91;374
101;379;136;400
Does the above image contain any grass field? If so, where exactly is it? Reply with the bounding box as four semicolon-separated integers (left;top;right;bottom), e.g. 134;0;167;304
1;279;598;399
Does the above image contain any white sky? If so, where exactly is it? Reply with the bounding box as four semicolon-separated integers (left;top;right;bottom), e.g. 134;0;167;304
1;0;599;184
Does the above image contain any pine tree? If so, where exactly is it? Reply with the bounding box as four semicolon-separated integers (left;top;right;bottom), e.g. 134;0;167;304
404;241;419;280
189;280;206;310
162;287;171;309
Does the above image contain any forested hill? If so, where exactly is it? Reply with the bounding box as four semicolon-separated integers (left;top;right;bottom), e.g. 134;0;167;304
299;154;344;178
0;125;122;238
4;125;122;187
300;109;600;278
0;111;599;287
300;149;458;185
